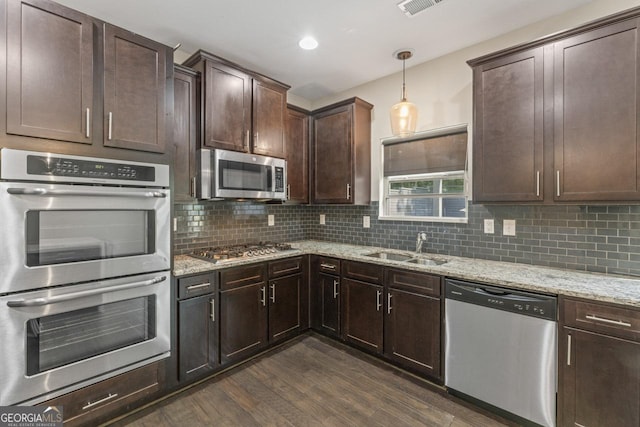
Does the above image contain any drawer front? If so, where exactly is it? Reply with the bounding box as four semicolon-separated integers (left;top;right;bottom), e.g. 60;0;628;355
562;297;640;341
342;260;383;284
386;268;441;297
316;256;341;275
44;361;161;426
269;257;303;278
220;263;266;290
178;273;217;299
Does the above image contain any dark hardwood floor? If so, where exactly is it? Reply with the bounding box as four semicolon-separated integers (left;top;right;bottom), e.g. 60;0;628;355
111;334;510;427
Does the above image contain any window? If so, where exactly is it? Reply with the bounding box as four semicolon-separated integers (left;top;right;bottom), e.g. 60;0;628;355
380;125;469;223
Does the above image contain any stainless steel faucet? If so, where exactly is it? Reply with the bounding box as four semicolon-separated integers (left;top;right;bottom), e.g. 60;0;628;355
416;232;427;253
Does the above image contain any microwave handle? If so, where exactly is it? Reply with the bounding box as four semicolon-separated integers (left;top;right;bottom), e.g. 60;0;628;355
267;167;273;191
7;188;167;198
6;275;167;307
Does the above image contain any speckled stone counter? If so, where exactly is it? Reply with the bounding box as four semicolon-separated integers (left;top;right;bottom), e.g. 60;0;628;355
174;240;640;308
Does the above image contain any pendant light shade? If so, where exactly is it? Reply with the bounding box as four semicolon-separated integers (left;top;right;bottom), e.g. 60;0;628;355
390;50;418;137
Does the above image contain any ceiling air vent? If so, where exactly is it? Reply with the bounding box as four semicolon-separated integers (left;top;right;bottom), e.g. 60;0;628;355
397;0;444;17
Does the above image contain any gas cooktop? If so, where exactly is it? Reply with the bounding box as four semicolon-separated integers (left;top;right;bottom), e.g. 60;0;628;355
191;242;294;263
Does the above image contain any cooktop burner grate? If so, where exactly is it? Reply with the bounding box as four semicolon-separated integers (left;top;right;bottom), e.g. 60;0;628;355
191;242;293;262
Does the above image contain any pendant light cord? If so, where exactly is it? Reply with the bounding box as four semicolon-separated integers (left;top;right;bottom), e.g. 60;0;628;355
401;58;407;101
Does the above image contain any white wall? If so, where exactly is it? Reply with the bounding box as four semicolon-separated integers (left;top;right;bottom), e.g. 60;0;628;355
311;0;640;201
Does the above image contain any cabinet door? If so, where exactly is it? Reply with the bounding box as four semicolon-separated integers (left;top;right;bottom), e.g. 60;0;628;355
554;19;640;201
559;327;640;427
173;67;198;200
312;105;352;203
220;282;268;364
6;0;93;144
285;107;309;203
178;294;217;382
268;274;301;343
202;61;251;152
384;287;441;379
342;278;383;354
103;24;167;153
472;47;544;202
252;79;286;158
316;272;340;337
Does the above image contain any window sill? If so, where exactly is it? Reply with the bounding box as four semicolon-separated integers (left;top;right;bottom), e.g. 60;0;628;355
378;215;468;224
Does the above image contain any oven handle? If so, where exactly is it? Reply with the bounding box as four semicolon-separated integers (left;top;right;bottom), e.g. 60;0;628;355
7;188;167;198
6;275;167;307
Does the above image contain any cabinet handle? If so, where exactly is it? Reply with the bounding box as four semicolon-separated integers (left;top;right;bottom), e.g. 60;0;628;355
387;293;392;314
567;334;571;366
245;130;250;149
346;183;351;200
85;108;91;138
556;170;560;197
260;286;266;307
255;132;259;148
108;112;113;140
376;290;382;311
210;298;215;322
333;279;339;299
270;283;276;303
585;314;632;328
82;392;118;410
186;282;210;292
287;184;291;200
320;263;336;270
535;171;540;197
191;177;197;198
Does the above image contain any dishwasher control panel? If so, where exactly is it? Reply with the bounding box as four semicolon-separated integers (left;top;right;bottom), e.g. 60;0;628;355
445;279;557;320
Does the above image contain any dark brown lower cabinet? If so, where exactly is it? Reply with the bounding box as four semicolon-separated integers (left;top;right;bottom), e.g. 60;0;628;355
316;272;341;337
342;278;383;353
559;297;640;427
268;273;302;343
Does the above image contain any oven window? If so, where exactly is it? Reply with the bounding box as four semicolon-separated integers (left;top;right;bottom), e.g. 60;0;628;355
219;160;269;191
26;296;156;375
25;210;156;266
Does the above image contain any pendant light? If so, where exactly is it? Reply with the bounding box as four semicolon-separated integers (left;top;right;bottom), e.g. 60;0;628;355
390;49;418;137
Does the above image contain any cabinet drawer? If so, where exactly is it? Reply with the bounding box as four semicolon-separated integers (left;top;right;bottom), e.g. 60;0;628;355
386;269;441;297
220;263;266;290
316;257;341;275
342;260;383;284
44;361;161;426
269;257;303;278
562;297;640;341
178;273;217;299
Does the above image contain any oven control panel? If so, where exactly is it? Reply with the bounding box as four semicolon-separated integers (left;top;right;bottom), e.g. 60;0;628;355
26;154;156;182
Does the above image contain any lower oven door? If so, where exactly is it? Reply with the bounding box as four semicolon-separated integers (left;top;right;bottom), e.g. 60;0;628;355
0;271;170;405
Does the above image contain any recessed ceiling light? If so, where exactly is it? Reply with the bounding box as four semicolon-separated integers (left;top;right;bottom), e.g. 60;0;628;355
299;36;318;50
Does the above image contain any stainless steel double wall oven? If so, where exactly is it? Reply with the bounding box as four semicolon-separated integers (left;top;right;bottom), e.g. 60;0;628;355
0;149;171;406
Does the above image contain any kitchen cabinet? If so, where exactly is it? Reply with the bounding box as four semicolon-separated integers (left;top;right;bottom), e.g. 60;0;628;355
311;256;341;338
42;361;164;427
268;257;306;343
468;10;640;203
173;65;199;200
558;297;640;427
385;269;442;380
285;105;309;203
176;273;218;383
311;97;373;204
183;51;289;157
341;261;384;354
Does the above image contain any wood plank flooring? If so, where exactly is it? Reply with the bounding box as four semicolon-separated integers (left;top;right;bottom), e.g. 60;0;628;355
112;334;510;427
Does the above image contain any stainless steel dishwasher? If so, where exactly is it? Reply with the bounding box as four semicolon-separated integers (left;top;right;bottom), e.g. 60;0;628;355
444;278;557;427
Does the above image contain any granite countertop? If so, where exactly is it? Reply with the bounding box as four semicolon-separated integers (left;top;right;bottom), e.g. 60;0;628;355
174;240;640;308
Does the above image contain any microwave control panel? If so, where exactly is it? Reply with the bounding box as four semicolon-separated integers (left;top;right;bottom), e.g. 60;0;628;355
274;166;284;192
26;154;156;182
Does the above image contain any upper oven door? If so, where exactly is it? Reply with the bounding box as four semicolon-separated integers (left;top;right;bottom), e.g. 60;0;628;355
0;182;170;293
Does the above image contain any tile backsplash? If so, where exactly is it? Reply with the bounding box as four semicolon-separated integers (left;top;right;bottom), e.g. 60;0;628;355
174;201;640;276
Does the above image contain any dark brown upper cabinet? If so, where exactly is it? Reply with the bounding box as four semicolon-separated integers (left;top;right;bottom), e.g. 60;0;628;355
173;65;199;200
6;0;94;144
183;51;289;158
469;9;640;203
103;24;167;153
311;97;373;205
285;105;309;203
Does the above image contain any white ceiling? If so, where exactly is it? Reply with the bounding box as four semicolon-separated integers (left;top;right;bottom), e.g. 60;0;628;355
55;0;594;101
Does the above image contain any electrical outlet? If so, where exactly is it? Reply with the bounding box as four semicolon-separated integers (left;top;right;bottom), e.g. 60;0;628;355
503;219;516;236
363;216;370;228
173;218;177;232
320;214;326;225
484;219;494;234
268;214;275;226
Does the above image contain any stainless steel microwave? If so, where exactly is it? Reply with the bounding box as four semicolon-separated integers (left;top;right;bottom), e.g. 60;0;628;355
198;148;287;200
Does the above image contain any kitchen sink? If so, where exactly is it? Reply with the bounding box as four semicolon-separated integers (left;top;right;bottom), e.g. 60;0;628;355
406;257;447;266
365;251;414;262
